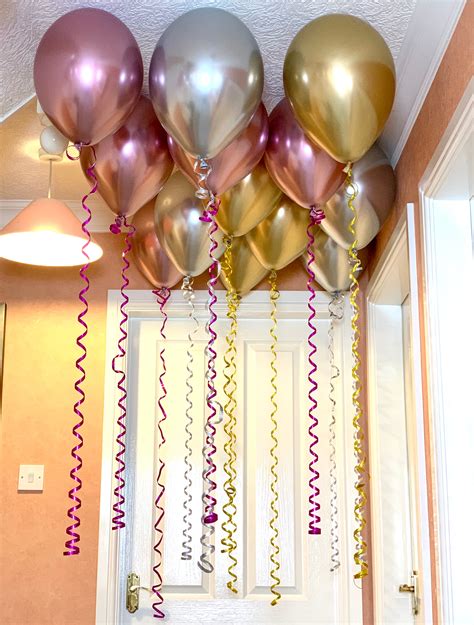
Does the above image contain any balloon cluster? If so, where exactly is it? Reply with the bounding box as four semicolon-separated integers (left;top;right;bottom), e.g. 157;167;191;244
33;5;396;608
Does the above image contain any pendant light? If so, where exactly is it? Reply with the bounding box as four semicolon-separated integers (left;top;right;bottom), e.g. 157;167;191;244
0;158;103;267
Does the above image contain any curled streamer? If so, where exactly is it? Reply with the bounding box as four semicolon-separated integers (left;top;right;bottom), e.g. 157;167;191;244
328;292;344;572
347;170;369;581
268;269;282;606
64;144;96;557
151;287;171;619
220;238;240;594
110;216;136;530
181;276;199;561
306;205;325;536
194;158;221;575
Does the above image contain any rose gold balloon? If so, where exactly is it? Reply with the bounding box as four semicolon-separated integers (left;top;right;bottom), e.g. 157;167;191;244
320;143;396;249
168;103;269;196
81;96;173;218
265;99;346;208
131;200;182;289
247;196;309;271
34;8;143;145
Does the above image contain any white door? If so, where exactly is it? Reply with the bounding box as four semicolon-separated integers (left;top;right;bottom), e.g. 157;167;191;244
96;290;361;625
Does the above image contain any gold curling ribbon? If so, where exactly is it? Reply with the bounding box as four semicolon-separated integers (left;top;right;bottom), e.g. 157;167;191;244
268;269;282;606
221;237;240;594
347;167;369;581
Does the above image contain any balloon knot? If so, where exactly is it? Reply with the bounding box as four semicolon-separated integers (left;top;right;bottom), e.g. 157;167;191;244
310;206;325;224
110;216;125;234
204;512;218;524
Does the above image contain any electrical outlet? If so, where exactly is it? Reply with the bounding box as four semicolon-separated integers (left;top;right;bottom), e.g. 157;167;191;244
18;465;44;492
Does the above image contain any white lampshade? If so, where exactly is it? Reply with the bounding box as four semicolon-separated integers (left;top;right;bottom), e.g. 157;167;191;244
0;198;103;266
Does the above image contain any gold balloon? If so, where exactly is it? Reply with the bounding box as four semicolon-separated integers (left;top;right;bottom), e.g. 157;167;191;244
247;196;309;270
320;143;396;249
155;171;224;277
284;14;395;164
217;162;282;237
220;236;268;296
302;229;369;293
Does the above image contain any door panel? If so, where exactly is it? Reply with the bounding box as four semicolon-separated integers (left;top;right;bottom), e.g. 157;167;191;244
103;292;360;625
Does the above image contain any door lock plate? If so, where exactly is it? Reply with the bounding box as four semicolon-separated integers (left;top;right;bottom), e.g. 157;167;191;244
399;570;420;616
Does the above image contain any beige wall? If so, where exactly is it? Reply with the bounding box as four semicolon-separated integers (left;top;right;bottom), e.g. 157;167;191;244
0;233;309;625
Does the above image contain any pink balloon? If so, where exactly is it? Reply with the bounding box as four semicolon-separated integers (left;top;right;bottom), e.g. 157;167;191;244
168;103;269;195
34;8;143;145
80;96;174;218
265;99;346;208
131;200;182;289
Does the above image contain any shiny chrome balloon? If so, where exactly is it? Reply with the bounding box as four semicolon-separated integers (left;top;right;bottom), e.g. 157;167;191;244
149;7;264;158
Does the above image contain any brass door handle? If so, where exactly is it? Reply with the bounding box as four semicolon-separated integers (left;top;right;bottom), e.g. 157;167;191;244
399;583;415;593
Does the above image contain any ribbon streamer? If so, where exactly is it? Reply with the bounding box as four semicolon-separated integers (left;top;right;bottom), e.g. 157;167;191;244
194;158;221;574
64;144;96;556
268;269;281;606
151;287;171;619
328;292;344;572
181;276;199;561
306;205;325;536
220;238;240;594
110;216;136;530
347;170;369;581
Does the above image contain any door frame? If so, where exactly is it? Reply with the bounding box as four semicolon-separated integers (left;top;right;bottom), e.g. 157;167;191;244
367;205;433;624
418;78;473;624
95;289;362;624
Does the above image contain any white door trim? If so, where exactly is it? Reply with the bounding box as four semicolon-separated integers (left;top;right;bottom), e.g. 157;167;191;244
367;206;433;624
418;78;473;624
95;289;362;625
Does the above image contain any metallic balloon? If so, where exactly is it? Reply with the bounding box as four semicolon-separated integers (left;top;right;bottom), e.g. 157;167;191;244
149;7;264;158
80;96;173;218
131;200;182;289
34;8;143;146
265;98;346;208
320;144;396;249
155;172;225;277
217;162;282;237
220;236;268;296
247;196;309;271
303;230;369;293
284;14;395;164
168;102;269;195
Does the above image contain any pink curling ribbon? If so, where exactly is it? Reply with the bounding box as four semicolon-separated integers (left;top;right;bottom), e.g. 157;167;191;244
307;205;325;536
151;287;171;619
64;144;96;556
202;196;221;527
110;216;136;530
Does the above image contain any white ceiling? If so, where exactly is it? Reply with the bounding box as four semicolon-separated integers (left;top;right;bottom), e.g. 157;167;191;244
0;0;466;229
0;0;417;121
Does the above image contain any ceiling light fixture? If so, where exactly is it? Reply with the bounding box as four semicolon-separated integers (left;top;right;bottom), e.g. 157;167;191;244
0;158;103;267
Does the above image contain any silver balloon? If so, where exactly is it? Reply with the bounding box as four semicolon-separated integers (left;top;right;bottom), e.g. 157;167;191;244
304;230;368;293
320;144;396;250
155;171;224;277
149;7;264;158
